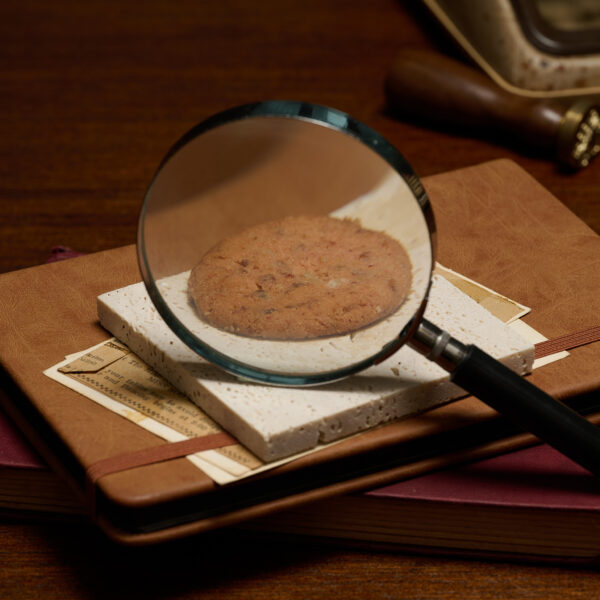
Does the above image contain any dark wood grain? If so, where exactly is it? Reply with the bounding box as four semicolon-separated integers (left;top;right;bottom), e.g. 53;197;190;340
1;1;599;597
1;518;600;600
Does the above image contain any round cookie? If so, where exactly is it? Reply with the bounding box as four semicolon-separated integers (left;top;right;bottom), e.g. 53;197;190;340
188;215;412;339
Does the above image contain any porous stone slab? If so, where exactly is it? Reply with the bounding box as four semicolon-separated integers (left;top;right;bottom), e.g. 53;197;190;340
97;274;533;462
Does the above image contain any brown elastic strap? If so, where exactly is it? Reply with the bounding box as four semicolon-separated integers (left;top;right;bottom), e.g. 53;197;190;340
85;431;237;517
534;325;600;359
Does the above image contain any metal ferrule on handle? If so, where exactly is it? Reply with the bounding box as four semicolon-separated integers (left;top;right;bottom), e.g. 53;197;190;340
411;319;600;477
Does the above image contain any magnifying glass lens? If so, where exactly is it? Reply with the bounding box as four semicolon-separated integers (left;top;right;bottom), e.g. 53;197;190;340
138;102;434;384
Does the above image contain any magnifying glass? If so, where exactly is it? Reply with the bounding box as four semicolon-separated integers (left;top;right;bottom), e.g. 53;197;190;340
138;100;600;476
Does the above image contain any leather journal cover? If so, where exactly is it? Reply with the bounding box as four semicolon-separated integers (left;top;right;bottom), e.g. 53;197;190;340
1;159;599;545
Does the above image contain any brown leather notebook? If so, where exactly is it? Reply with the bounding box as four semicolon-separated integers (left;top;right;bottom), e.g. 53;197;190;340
1;159;599;545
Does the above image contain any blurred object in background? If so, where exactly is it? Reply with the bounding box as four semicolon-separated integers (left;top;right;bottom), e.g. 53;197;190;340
421;0;600;98
535;0;600;32
385;49;600;169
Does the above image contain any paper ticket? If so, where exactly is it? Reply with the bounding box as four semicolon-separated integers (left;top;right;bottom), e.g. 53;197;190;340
434;263;530;324
45;339;349;484
45;339;264;483
435;264;567;367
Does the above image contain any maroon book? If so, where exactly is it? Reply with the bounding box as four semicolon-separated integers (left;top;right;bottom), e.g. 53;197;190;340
0;405;42;469
247;438;600;563
370;443;600;510
0;408;84;514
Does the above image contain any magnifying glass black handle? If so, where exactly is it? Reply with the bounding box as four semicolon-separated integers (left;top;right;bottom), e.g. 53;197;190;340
412;319;600;477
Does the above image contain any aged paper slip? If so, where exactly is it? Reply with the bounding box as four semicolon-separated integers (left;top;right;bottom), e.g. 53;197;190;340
433;264;568;368
45;339;354;484
48;339;260;482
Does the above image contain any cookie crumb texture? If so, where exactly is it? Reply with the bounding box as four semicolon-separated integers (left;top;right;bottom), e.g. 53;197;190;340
189;215;412;339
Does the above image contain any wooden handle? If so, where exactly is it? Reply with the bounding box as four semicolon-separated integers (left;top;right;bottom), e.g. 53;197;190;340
385;50;564;151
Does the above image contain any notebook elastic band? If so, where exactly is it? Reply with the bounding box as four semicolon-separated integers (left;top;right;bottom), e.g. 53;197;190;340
85;431;236;517
534;325;600;359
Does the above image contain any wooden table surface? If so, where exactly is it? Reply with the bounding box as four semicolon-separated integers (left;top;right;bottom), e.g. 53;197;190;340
1;1;599;598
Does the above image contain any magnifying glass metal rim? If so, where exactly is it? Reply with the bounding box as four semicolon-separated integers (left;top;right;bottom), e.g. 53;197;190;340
137;100;437;385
